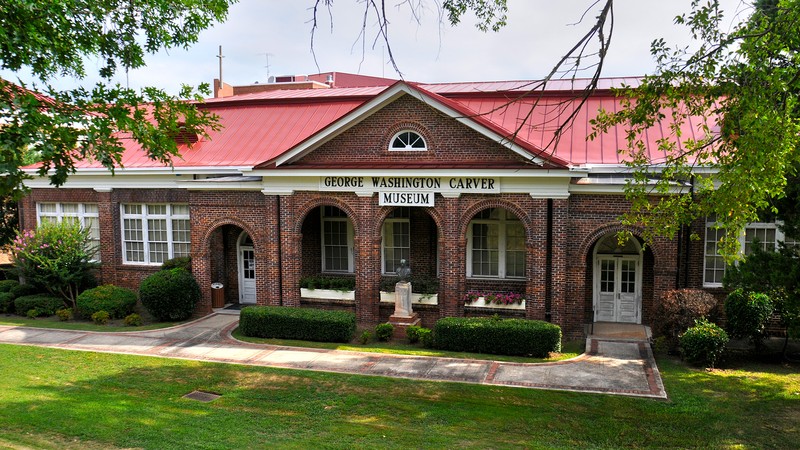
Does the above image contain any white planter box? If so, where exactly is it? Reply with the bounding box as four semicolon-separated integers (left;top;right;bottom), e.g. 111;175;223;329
300;288;355;301
380;291;438;305
465;297;525;310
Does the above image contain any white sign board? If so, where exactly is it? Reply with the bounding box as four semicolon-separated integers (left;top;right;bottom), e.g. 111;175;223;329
378;191;435;207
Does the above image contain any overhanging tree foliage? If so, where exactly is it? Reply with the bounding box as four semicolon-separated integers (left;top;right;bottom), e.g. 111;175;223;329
0;0;235;199
592;0;800;256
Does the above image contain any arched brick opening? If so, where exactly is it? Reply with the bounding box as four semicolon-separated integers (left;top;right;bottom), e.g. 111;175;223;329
580;225;656;326
458;199;534;320
195;218;258;313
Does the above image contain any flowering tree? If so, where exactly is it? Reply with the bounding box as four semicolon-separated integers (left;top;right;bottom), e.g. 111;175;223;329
10;221;98;309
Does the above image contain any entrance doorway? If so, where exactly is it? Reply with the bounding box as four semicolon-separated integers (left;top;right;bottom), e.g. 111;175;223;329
593;234;642;323
237;232;256;304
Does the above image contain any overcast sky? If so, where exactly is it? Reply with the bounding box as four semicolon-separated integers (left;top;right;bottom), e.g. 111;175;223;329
1;0;748;95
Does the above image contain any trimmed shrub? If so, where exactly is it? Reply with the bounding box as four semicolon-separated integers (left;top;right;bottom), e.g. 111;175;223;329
14;294;63;317
0;292;15;314
139;268;201;321
680;318;729;367
55;308;73;321
91;310;110;325
26;309;39;318
239;306;356;343
0;279;19;293
655;289;718;352
418;328;433;348
299;276;356;291
725;289;774;350
161;256;192;272
10;283;39;299
77;285;137;319
375;323;394;341
360;330;372;344
434;317;561;357
406;325;423;344
124;313;143;327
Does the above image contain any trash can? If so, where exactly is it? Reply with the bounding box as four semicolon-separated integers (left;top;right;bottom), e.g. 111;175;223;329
211;282;225;308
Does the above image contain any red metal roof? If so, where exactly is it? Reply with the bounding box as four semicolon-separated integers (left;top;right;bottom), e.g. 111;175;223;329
72;98;369;169
63;76;707;171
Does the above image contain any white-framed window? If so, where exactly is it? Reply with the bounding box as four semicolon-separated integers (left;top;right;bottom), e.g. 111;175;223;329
37;203;101;261
382;207;410;274
703;217;792;287
321;206;353;273
121;204;190;265
467;208;526;279
389;130;427;151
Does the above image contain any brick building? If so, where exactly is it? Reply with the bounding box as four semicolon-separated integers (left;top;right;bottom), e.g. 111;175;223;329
21;73;768;338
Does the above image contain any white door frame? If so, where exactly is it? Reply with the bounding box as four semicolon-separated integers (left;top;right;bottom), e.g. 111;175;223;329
592;236;643;324
237;231;256;304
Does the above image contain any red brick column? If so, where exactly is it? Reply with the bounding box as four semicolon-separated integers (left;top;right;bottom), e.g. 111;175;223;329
279;195;301;306
263;195;282;305
438;196;464;318
96;190;117;285
546;198;569;325
354;235;381;325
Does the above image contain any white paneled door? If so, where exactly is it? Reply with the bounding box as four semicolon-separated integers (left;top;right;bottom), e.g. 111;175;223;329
594;256;641;323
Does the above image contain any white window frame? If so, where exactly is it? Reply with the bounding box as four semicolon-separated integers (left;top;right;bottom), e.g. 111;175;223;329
389;130;427;151
120;204;190;265
381;209;410;275
37;202;101;261
321;207;354;273
466;208;526;279
703;218;789;287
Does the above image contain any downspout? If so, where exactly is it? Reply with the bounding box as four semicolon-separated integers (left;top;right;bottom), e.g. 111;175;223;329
545;199;553;321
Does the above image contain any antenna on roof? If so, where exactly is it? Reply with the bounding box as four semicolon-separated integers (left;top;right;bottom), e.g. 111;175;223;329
258;52;274;80
217;45;224;85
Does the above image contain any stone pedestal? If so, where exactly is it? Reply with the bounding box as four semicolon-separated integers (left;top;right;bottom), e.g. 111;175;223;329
389;281;420;339
393;281;413;317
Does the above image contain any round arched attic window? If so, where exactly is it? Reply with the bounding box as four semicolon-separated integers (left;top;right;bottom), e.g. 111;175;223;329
389;130;427;151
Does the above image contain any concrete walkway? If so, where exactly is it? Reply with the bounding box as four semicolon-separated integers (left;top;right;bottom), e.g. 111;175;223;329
0;313;666;399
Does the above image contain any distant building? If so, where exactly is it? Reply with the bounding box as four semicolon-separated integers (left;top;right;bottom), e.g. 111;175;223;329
20;72;783;337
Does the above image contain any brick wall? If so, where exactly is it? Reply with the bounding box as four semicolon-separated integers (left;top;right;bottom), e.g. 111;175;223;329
294;94;531;167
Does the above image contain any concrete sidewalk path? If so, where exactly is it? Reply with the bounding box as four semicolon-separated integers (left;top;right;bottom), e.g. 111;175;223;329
0;313;666;399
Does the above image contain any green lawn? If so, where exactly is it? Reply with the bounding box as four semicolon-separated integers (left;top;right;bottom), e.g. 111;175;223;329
0;344;797;449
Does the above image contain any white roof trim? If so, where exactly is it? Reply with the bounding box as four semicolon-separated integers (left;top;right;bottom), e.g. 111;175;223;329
272;82;550;167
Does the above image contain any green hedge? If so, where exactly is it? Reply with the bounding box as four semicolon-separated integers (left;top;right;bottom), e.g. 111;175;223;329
433;317;562;357
0;279;19;293
14;295;64;317
299;276;356;291
139;268;200;321
239;306;356;343
77;285;138;319
0;292;15;313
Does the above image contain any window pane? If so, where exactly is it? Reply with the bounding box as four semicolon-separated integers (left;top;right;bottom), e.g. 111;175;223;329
704;225;726;285
171;204;189;216
147;204;167;215
61;203;79;214
38;203;57;214
83;204;98;214
124;219;143;241
472;223;499;276
147;219;168;242
324;219;349;271
123;204;141;215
